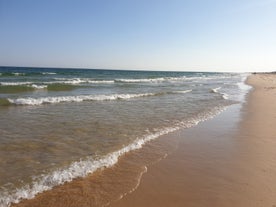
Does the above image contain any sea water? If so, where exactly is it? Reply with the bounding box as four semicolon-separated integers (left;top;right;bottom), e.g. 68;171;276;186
0;67;250;206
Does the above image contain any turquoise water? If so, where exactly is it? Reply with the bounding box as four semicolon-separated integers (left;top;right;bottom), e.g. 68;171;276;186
0;67;249;206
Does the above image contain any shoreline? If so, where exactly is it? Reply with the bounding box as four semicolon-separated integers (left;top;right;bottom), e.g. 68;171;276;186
110;100;245;207
11;73;276;207
110;73;276;207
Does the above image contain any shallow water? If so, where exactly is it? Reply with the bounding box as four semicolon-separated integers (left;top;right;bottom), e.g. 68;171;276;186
0;67;249;206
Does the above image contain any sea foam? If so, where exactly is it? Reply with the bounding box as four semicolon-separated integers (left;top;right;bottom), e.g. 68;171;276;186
8;93;157;105
211;87;229;100
0;82;33;86
42;72;57;75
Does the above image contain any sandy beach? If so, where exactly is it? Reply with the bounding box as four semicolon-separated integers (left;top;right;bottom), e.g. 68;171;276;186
2;0;275;206
11;73;276;207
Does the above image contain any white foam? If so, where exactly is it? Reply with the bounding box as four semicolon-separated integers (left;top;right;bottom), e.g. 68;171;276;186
53;78;114;84
87;80;114;84
172;90;192;94
55;78;86;84
42;72;56;75
234;73;252;102
115;78;166;83
0;82;47;90
31;84;47;89
237;74;252;91
12;73;25;76
0;82;33;86
8;93;156;105
221;93;229;100
114;76;189;83
0;106;226;207
210;87;229;100
211;87;221;93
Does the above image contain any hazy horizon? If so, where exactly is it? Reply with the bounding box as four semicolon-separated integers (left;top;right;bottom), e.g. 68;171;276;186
0;65;266;73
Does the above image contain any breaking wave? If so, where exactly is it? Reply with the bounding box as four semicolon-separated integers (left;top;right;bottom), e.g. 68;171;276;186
211;87;229;100
41;72;56;75
7;93;157;105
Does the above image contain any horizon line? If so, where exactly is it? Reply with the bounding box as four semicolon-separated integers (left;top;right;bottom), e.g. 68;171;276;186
0;65;260;74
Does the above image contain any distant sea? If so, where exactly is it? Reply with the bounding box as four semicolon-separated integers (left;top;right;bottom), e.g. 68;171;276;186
0;67;250;206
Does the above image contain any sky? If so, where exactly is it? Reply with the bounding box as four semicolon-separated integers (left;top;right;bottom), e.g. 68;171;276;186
0;0;275;72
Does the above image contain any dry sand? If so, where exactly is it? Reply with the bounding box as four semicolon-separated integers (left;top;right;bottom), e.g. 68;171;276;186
110;74;276;207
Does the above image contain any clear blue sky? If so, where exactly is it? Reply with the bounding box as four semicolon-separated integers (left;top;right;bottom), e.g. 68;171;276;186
0;0;275;72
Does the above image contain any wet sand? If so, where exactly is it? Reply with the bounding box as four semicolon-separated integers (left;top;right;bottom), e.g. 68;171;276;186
111;74;276;207
13;74;276;207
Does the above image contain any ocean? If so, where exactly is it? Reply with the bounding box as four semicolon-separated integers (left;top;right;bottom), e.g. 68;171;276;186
0;67;250;206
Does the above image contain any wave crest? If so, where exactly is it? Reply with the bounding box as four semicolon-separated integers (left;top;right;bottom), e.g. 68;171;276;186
211;87;229;100
8;93;156;105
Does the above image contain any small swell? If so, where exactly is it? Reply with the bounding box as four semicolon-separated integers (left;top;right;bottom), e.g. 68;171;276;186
31;84;47;89
0;98;12;106
0;82;33;86
41;72;57;75
172;90;192;94
114;75;231;83
7;93;157;105
0;85;35;94
221;93;229;100
46;83;77;91
211;87;221;93
211;87;229;100
115;78;166;83
53;78;114;84
0;72;26;76
114;76;190;83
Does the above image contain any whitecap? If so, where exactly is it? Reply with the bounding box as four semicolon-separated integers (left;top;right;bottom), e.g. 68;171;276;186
8;93;156;105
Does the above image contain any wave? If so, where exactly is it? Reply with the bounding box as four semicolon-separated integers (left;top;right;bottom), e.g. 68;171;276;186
54;75;232;85
46;83;78;91
87;80;114;84
0;72;26;77
113;75;232;83
2;90;192;106
0;98;12;106
41;72;56;75
13;73;25;76
31;84;48;89
172;90;192;94
0;74;232;88
0;85;35;94
0;82;78;91
0;82;33;86
53;78;114;85
211;87;221;93
115;78;167;83
221;93;229;100
7;93;157;105
0;106;226;207
114;76;194;83
52;78;89;84
211;87;229;100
